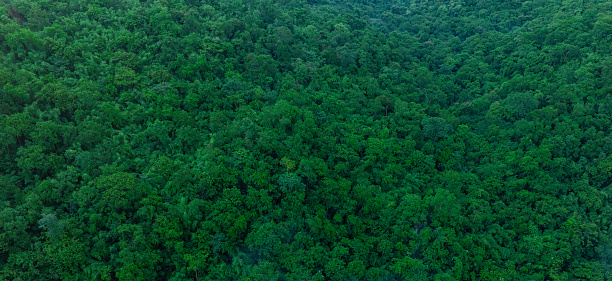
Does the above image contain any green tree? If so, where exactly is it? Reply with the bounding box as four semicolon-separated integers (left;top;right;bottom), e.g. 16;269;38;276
422;117;452;141
502;91;540;120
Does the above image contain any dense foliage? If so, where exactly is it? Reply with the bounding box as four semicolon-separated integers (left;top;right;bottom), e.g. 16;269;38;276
2;0;612;280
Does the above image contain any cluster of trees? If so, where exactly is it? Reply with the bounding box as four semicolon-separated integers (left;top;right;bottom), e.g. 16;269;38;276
1;0;612;280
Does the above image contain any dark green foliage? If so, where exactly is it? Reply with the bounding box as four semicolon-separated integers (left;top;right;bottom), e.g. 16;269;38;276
421;117;453;141
2;0;612;280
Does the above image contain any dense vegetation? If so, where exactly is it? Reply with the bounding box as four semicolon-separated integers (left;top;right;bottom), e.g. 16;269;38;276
2;0;612;280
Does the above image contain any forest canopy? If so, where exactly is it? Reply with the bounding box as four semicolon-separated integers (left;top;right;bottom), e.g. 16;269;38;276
2;0;612;280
